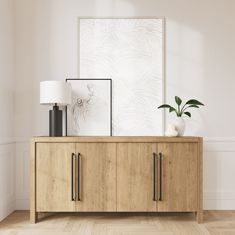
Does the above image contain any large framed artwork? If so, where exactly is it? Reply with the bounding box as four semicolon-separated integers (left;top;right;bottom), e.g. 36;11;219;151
78;18;165;136
66;78;112;136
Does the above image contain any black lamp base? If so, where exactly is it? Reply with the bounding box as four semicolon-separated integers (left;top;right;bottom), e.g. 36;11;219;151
49;105;62;137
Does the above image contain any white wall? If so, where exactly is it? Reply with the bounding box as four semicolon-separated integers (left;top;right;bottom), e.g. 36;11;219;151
0;0;15;221
13;0;235;210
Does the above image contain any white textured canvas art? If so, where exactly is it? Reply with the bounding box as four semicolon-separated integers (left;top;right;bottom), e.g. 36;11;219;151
66;79;112;136
79;18;164;136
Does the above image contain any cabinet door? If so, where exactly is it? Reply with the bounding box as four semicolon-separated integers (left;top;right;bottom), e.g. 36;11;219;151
36;143;76;211
76;143;116;211
157;143;198;212
117;143;157;211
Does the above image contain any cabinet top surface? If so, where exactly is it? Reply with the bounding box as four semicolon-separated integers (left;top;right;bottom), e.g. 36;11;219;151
31;136;202;143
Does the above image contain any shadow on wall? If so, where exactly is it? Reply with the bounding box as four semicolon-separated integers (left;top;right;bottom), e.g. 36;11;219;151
15;0;52;137
16;0;235;137
118;0;205;136
121;0;235;209
122;0;235;138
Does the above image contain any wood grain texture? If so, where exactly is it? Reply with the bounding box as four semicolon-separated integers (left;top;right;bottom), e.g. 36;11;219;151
117;143;157;211
1;211;233;235
157;143;198;212
76;143;116;211
32;136;202;143
197;138;203;223
30;139;37;223
36;143;76;212
30;137;203;223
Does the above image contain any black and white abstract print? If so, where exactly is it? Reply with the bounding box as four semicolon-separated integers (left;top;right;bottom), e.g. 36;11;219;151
71;83;94;134
67;79;111;136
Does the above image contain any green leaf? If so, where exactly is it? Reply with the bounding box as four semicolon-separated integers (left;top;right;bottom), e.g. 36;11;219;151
157;104;171;109
183;104;200;110
186;99;204;106
184;112;191;117
175;96;182;106
187;105;199;108
169;107;176;112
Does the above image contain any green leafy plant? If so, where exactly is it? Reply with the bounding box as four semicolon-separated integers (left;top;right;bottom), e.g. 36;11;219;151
158;96;204;117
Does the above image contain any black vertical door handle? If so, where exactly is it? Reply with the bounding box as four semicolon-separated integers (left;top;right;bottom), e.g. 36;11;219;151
71;153;75;201
159;152;163;201
153;153;156;201
77;153;81;201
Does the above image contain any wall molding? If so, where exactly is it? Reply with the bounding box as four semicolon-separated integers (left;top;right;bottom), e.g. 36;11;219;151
204;191;235;200
12;136;235;142
0;137;31;145
14;137;30;143
0;145;15;221
203;191;235;210
0;137;15;145
204;138;235;152
15;198;29;210
204;191;235;210
0;198;15;222
204;137;235;142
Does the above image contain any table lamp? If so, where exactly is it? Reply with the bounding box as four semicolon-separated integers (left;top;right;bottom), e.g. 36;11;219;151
40;81;71;136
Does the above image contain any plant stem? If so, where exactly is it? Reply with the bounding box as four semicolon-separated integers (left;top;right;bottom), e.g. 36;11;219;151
181;103;187;114
177;104;181;116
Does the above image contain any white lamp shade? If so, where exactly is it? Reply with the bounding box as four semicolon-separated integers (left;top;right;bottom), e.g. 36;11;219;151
40;81;71;106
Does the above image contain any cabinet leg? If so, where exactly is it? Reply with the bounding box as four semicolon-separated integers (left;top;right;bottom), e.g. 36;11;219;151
30;210;38;223
196;210;203;224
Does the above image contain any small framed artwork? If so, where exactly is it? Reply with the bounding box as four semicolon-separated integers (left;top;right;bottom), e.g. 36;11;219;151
66;78;112;136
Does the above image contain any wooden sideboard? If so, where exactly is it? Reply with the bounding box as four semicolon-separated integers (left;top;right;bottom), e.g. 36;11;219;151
30;136;203;223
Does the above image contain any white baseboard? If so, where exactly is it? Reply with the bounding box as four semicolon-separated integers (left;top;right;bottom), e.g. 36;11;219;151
15;198;29;210
0;198;15;222
204;199;235;210
0;142;15;221
204;200;235;210
204;191;235;210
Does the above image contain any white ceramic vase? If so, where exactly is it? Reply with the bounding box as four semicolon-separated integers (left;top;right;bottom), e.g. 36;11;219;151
173;117;185;136
165;124;178;137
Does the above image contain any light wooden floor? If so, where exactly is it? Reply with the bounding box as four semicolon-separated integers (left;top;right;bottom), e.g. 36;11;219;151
0;211;235;235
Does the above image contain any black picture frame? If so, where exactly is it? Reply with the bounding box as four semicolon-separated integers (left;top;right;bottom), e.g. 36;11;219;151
65;78;112;136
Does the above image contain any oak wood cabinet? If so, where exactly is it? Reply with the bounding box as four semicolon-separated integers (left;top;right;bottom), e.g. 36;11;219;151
35;143;116;212
157;143;198;212
31;137;203;223
36;143;76;212
75;143;116;212
117;143;157;212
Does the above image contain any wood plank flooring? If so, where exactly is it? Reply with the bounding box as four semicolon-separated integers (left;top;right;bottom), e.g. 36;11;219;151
0;211;235;235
